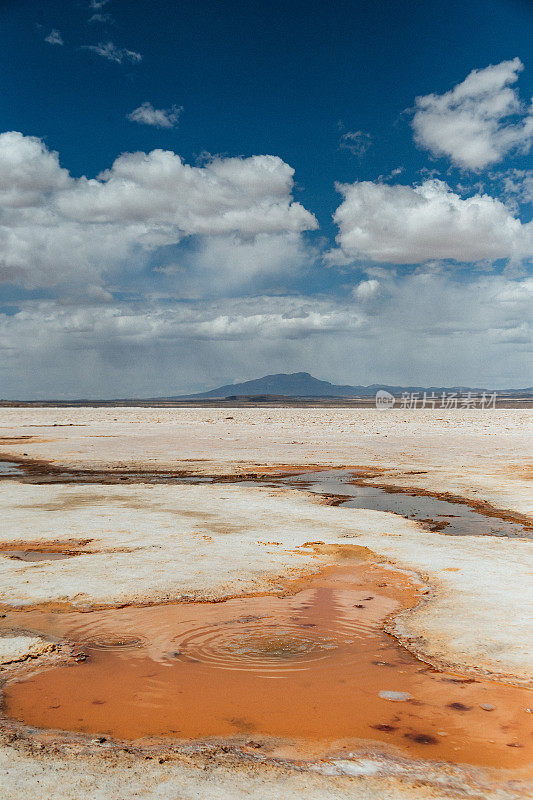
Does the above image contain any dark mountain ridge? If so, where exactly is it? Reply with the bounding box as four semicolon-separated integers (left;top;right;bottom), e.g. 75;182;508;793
171;372;533;399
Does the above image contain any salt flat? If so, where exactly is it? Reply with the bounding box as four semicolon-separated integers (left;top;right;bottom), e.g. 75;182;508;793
0;407;531;800
0;406;531;514
0;480;531;681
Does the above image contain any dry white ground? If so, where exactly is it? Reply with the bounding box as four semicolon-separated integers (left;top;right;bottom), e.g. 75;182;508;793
0;407;531;800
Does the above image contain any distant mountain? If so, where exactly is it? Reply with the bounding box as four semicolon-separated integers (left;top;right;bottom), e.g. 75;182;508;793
173;372;359;398
168;372;533;400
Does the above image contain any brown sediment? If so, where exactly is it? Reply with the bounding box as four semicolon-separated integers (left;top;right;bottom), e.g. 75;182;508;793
298;542;379;561
505;463;533;481
0;557;531;772
0;539;93;555
0;451;382;485
0;539;137;565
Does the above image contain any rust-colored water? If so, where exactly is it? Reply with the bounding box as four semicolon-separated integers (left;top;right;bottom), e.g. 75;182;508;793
1;561;532;768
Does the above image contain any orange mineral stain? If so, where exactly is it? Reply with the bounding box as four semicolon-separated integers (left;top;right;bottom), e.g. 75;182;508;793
1;561;532;769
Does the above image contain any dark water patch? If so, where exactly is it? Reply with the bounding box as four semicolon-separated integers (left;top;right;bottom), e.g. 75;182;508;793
0;550;74;562
0;461;24;477
284;471;532;539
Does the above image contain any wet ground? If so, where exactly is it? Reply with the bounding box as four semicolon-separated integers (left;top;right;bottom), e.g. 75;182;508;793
0;463;531;774
0;550;73;562
0;461;24;477
1;461;530;538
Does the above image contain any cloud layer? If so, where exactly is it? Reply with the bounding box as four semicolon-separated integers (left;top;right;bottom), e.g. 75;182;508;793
1;272;530;397
412;58;533;170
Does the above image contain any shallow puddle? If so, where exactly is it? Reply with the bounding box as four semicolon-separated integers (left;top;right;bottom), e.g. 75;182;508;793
0;461;24;477
284;471;532;538
1;560;532;769
0;550;73;562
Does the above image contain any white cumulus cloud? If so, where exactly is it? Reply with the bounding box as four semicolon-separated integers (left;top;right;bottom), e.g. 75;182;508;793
353;279;381;300
0;131;70;207
329;178;533;265
412;58;533;170
127;102;182;128
58;149;317;236
0;131;317;291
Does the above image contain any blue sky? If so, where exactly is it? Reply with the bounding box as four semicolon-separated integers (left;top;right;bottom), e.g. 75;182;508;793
0;0;532;397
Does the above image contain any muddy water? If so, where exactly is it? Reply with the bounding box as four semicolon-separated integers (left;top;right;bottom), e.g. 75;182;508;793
1;560;532;768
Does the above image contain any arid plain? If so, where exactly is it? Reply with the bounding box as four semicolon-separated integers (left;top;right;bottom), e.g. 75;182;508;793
0;407;531;800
